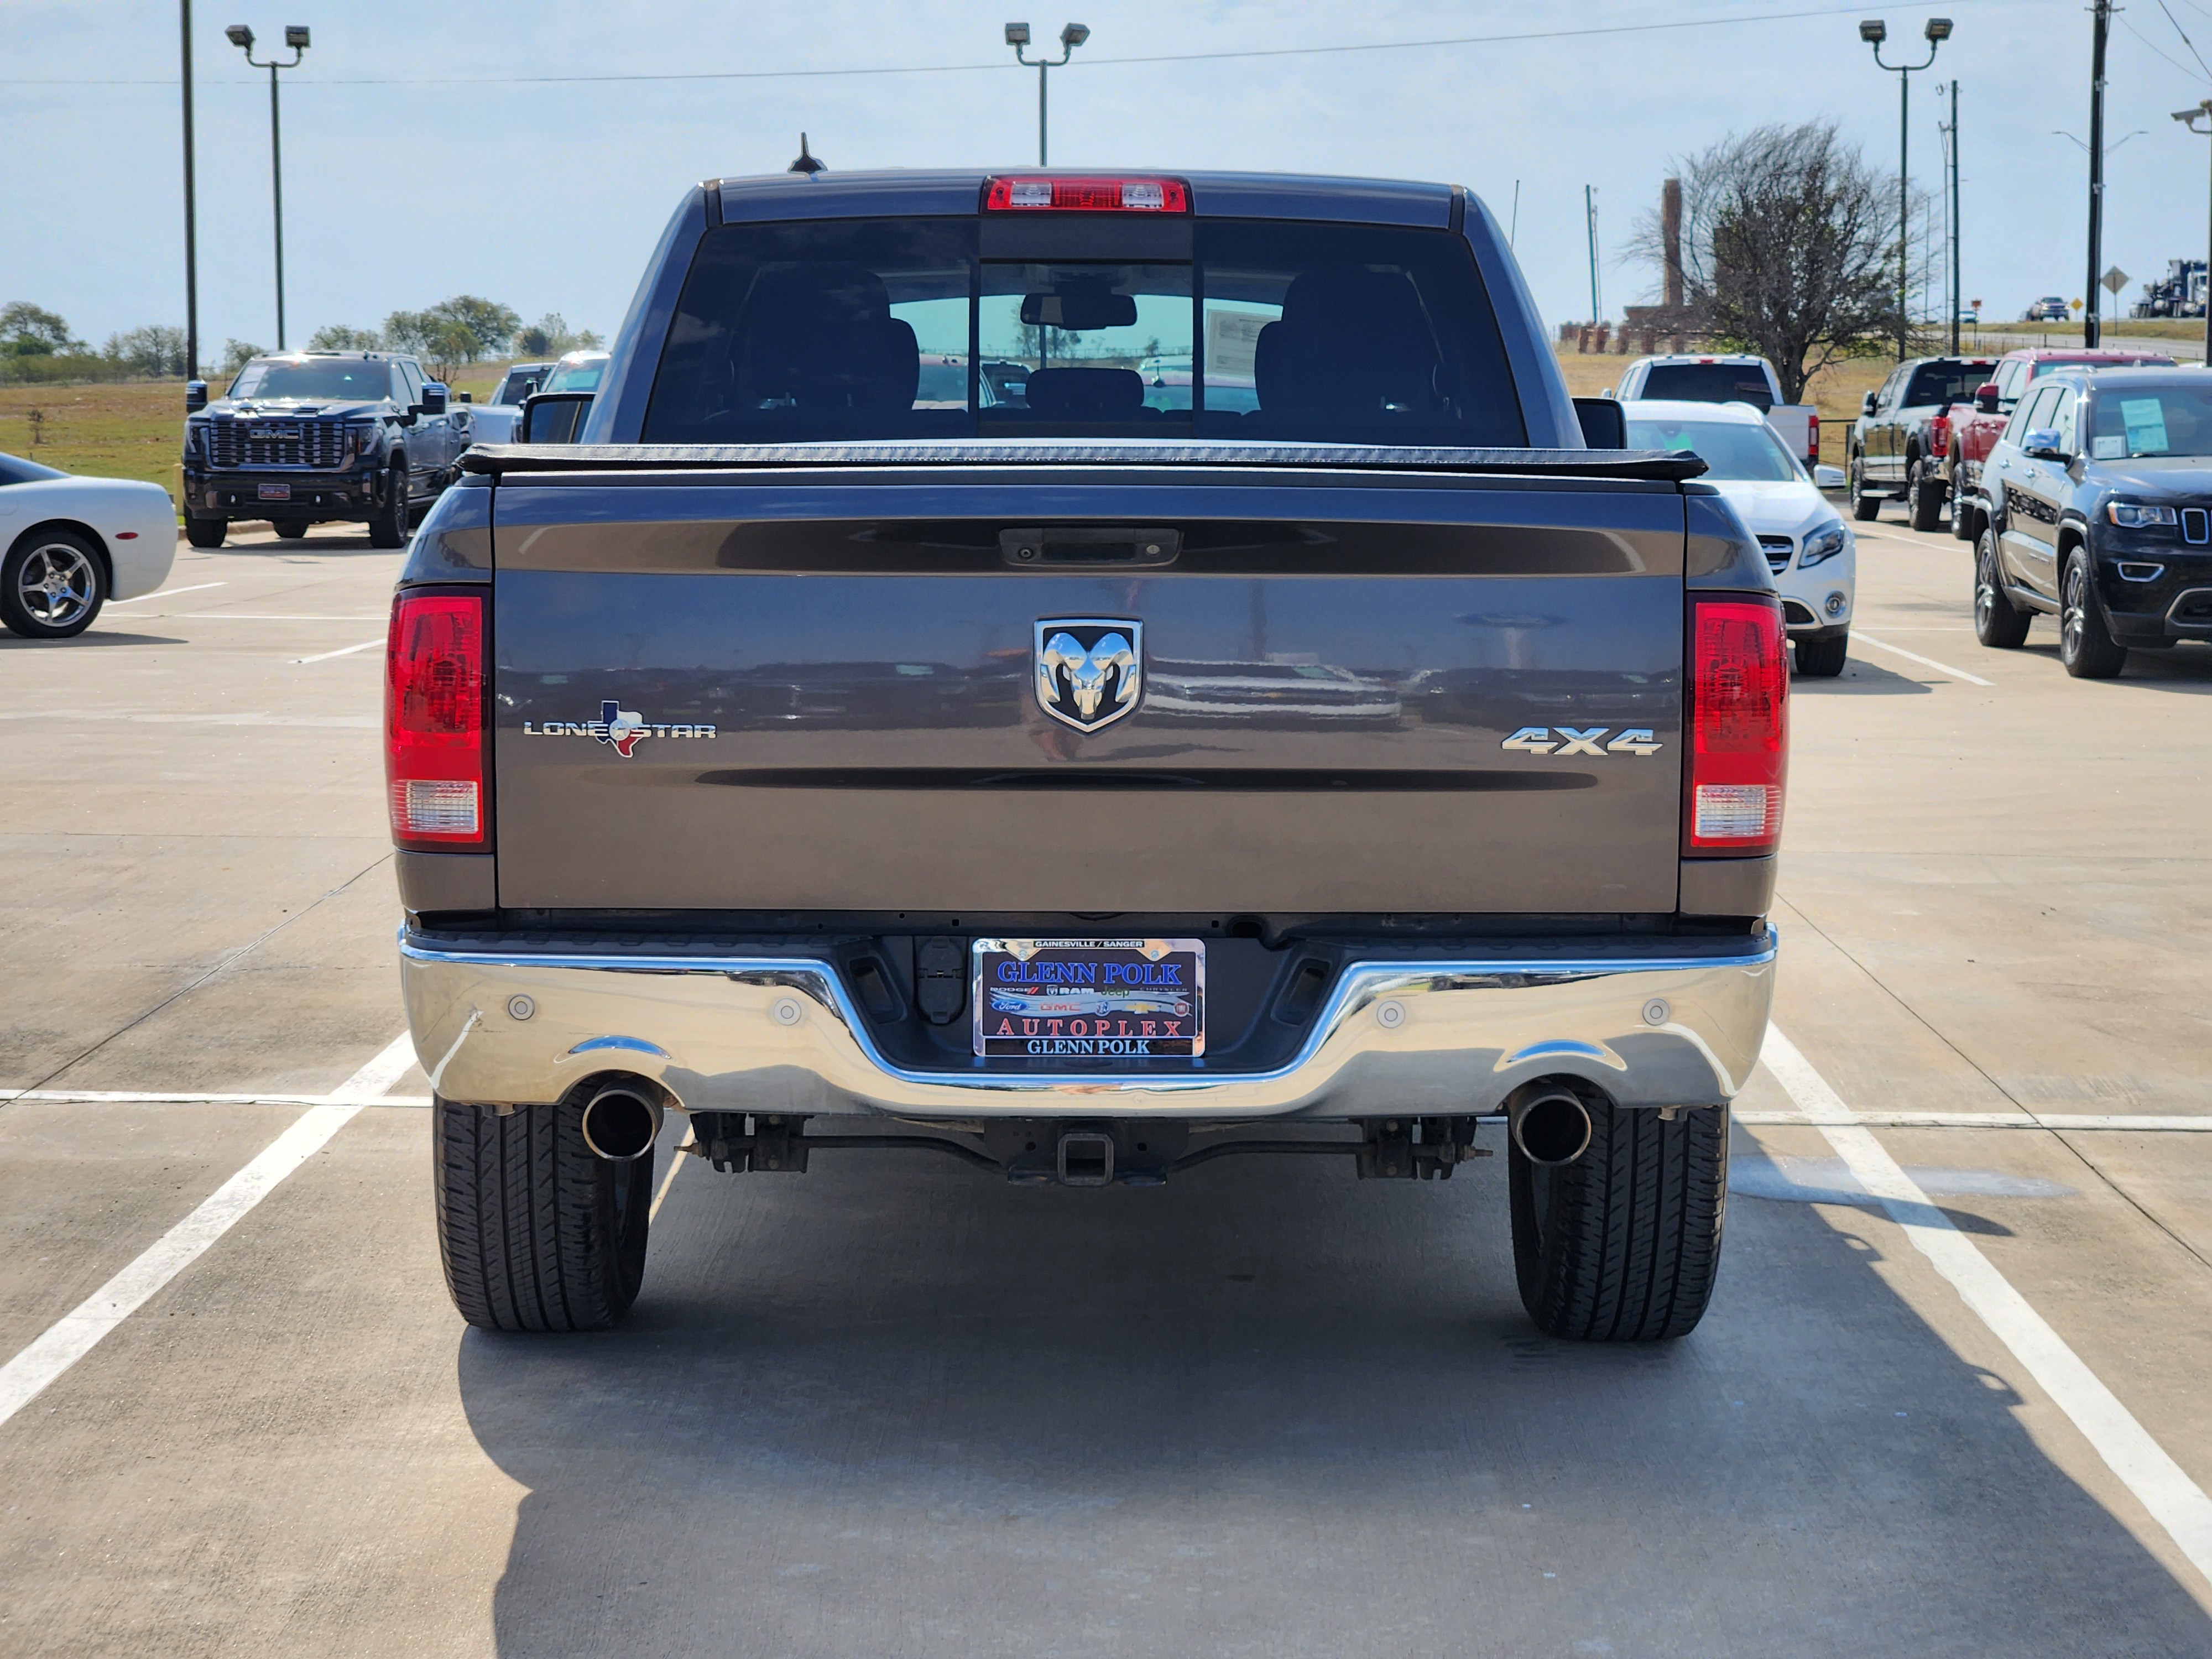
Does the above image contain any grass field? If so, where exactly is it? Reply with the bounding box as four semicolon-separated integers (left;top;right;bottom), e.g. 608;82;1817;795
0;361;520;520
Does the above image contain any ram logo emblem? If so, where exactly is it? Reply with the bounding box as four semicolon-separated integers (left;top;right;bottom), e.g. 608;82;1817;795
1035;618;1143;732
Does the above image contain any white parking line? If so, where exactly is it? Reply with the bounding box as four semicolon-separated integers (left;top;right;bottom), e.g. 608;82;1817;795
1736;1109;2212;1131
1761;1024;2212;1588
181;613;388;622
0;1031;419;1431
109;582;225;605
293;639;383;665
1851;630;1996;686
0;1089;431;1107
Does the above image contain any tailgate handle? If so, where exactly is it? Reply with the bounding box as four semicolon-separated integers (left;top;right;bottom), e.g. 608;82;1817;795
1000;527;1181;568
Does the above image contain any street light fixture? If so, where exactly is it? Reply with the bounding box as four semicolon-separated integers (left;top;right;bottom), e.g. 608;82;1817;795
1006;20;1088;166
2174;101;2212;364
228;22;309;349
1861;18;1952;361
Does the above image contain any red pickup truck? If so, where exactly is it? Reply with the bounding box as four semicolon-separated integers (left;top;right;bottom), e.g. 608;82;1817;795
1939;347;2174;539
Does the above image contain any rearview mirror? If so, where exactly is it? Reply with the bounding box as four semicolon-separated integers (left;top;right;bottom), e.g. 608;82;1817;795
2022;428;2068;461
456;390;473;404
1813;463;1846;490
185;380;208;412
418;383;448;416
1019;291;1139;331
1861;391;1879;418
519;391;593;445
1974;382;2001;414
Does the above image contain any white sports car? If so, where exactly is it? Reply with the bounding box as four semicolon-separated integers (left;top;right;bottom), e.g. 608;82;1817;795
0;452;177;639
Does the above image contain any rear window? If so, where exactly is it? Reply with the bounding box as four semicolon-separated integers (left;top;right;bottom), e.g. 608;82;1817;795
1901;363;1995;407
1637;363;1773;411
641;217;1525;446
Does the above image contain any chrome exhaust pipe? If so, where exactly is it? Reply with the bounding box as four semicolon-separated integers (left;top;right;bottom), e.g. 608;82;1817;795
580;1082;664;1162
1508;1085;1594;1166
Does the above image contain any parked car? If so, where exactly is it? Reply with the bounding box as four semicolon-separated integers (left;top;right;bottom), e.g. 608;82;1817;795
394;166;1783;1344
0;451;176;639
1846;354;1996;529
2023;296;2070;322
468;361;556;445
180;351;468;549
1625;400;1854;676
1606;353;1818;469
539;349;609;394
1967;366;2212;676
1938;348;2177;539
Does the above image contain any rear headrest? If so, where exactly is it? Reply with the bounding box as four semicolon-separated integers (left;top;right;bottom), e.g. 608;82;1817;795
733;263;918;412
1022;367;1144;419
1254;264;1441;418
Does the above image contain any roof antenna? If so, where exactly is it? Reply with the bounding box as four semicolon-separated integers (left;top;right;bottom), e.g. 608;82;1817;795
787;133;826;176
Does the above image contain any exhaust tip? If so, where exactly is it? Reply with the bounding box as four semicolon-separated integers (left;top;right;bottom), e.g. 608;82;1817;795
1509;1086;1594;1166
580;1083;664;1162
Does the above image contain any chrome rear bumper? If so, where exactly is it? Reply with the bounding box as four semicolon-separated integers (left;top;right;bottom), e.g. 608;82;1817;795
399;929;1777;1121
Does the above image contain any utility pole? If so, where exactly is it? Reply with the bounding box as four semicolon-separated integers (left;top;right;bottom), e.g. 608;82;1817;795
1946;80;1962;354
2087;0;2110;347
2173;100;2212;366
1585;185;1600;326
180;1;199;378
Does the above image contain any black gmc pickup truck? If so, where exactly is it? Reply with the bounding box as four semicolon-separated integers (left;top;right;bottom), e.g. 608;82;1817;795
389;169;1786;1343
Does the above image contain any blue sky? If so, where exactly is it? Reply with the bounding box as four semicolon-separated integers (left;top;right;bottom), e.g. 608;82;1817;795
6;0;2211;357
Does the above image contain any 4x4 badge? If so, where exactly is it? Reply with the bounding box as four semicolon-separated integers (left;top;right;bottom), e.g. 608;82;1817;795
1035;618;1143;732
1501;726;1662;757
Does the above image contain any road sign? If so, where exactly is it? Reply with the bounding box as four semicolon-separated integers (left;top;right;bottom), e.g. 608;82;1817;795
2103;265;2131;295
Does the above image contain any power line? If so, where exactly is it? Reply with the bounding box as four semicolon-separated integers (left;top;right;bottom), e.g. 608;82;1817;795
2122;15;2212;81
2154;0;2212;81
2;2;1990;88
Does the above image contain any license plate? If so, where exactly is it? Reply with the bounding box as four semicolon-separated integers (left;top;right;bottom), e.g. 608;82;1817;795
972;937;1205;1058
257;483;291;500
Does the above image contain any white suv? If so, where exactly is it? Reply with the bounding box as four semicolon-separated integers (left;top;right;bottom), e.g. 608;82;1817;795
1622;399;1856;676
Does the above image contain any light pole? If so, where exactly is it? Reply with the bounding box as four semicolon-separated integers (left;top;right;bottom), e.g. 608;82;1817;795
226;23;309;349
2175;101;2212;364
181;2;199;379
1860;17;1952;362
1005;22;1088;167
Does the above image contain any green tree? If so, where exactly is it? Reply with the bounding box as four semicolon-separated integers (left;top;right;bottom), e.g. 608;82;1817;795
1;301;81;356
427;295;520;358
221;338;265;375
102;324;189;376
308;323;383;351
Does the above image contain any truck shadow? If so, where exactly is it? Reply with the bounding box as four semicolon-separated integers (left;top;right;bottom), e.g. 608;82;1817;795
1792;656;1932;695
457;1146;2212;1656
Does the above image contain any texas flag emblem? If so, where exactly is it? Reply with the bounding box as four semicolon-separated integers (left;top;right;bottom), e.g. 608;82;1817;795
595;701;648;758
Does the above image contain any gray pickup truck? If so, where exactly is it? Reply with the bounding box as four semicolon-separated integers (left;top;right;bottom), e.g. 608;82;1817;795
388;169;1786;1343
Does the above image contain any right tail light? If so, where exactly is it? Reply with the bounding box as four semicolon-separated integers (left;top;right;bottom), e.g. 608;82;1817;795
1928;414;1950;457
1685;596;1787;857
386;590;487;849
1805;413;1820;467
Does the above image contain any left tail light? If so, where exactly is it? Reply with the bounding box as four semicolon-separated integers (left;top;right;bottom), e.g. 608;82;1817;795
1684;596;1787;858
386;590;486;848
1928;414;1950;458
1806;413;1820;467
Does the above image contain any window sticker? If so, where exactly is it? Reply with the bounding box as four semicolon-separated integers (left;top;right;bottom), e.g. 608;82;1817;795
2092;435;2128;460
2121;398;2169;455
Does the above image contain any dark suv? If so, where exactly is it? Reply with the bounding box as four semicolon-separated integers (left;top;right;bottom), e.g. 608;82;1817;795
181;351;469;547
1970;366;2212;676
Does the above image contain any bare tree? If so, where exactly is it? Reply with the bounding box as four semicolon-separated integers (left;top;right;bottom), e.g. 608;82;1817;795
1630;122;1909;403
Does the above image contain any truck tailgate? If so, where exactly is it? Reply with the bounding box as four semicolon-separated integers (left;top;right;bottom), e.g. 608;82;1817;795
488;466;1688;915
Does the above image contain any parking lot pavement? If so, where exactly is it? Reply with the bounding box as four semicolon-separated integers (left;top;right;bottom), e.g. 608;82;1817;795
3;516;2212;1655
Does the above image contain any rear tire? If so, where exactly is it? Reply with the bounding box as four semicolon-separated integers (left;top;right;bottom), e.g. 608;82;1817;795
1793;631;1849;677
1907;458;1944;531
1510;1097;1728;1342
2060;549;2128;679
1974;529;2031;648
1950;481;1978;540
368;463;409;549
184;514;227;549
1849;457;1882;520
432;1095;652;1332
